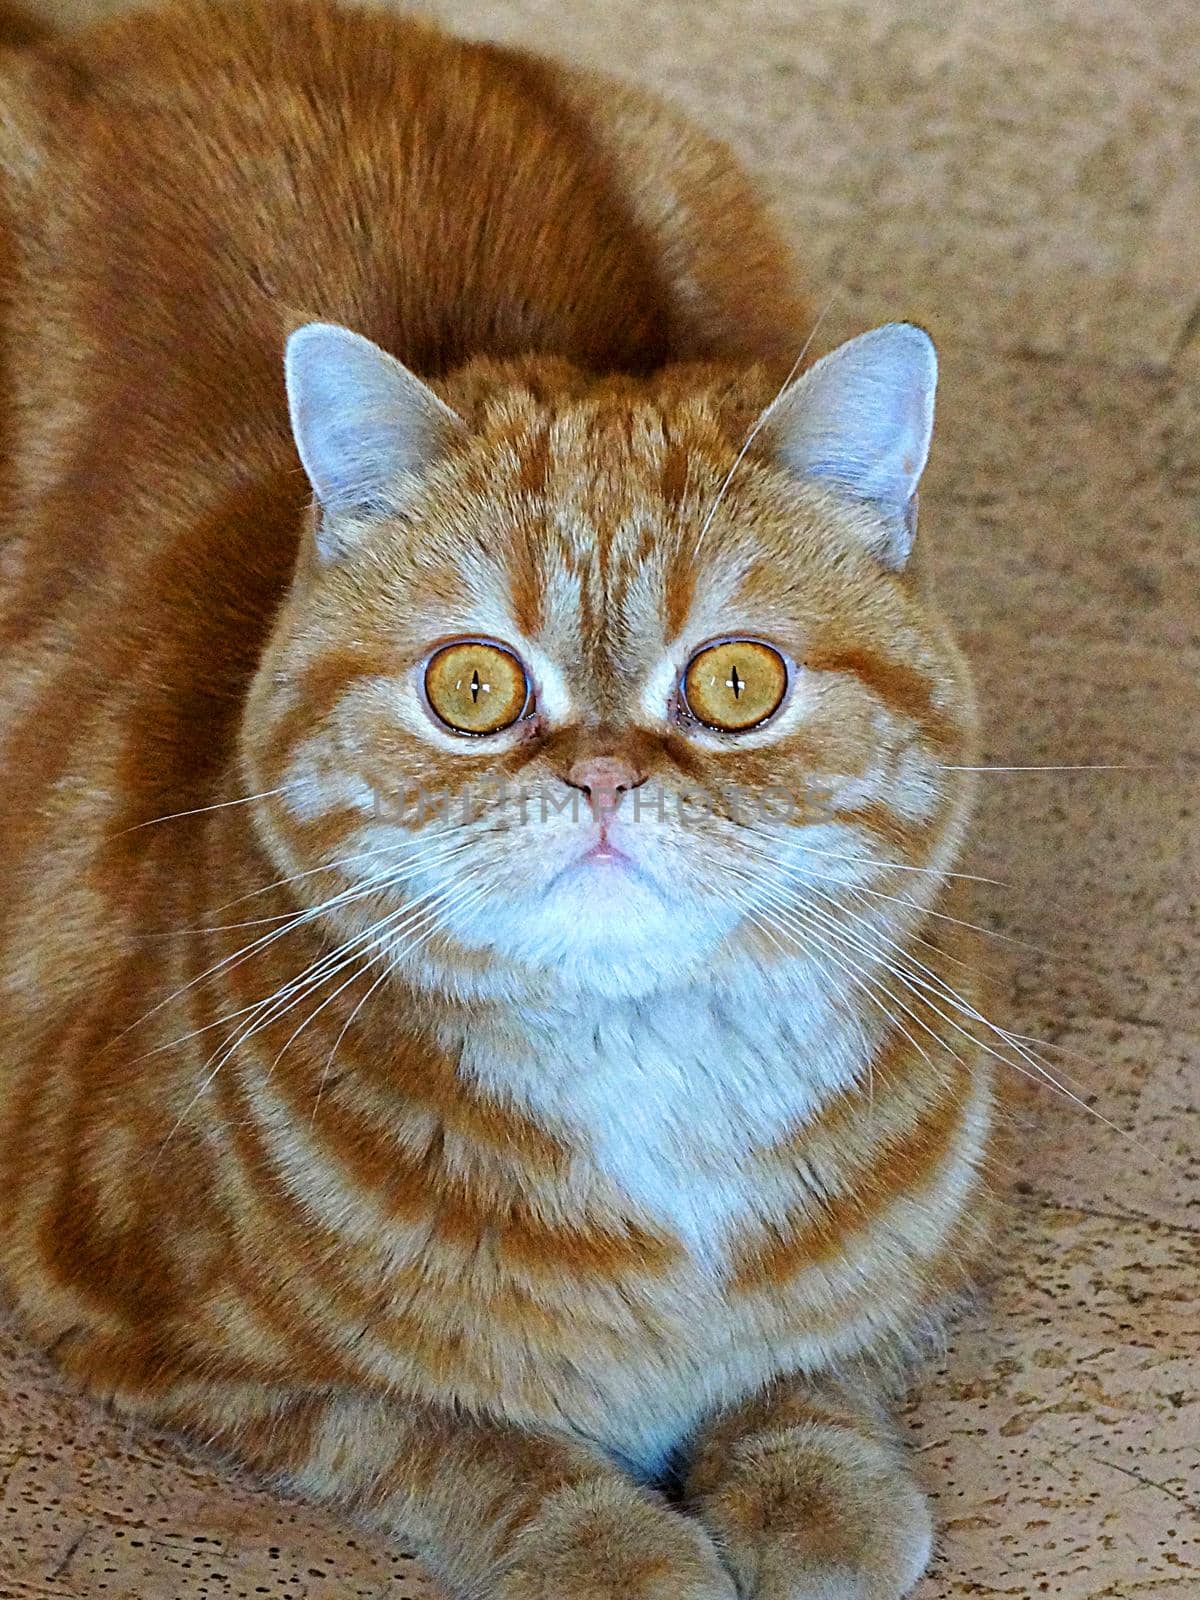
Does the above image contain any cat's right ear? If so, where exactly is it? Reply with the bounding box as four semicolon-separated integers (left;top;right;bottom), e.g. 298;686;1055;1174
285;322;466;560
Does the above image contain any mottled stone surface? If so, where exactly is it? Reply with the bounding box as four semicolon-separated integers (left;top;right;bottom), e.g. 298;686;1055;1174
2;0;1198;1596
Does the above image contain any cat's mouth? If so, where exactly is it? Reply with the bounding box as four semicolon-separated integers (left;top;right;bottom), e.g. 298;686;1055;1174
578;838;632;867
540;823;655;896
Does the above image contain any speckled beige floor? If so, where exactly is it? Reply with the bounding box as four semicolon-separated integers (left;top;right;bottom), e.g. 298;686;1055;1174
2;0;1198;1596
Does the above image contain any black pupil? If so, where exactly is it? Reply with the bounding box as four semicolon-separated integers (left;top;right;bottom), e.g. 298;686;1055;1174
470;668;481;702
729;662;743;699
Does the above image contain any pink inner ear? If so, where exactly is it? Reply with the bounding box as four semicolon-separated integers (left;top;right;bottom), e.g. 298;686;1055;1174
285;322;466;528
765;323;936;570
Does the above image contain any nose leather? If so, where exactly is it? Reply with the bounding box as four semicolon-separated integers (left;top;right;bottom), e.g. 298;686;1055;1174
564;755;644;820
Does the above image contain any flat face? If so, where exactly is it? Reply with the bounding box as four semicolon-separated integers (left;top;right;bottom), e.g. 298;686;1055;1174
248;377;975;1002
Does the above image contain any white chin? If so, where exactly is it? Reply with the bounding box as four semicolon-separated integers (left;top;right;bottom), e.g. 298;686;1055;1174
457;862;727;996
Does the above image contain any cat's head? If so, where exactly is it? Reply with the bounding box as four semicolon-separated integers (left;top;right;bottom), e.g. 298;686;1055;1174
242;323;977;1002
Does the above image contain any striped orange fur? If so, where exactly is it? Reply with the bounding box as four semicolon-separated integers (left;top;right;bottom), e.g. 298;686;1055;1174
0;5;999;1598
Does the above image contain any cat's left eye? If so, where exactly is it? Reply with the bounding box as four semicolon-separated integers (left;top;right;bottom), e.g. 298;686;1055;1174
424;640;531;735
681;639;788;732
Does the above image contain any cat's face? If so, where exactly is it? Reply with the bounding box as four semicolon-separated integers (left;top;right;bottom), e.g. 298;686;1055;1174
243;326;977;1000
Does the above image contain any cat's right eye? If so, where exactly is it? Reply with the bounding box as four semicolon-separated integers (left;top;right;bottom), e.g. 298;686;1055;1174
424;640;531;735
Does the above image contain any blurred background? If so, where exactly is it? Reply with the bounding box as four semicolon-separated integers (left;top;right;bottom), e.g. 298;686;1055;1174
2;2;1198;1597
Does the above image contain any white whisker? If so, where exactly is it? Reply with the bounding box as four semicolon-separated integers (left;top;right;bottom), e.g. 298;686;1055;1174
740;821;1007;887
115;835;474;1047
112;784;298;836
715;861;943;1089
212;834;459;912
692;293;840;559
798;887;1156;1154
939;763;1159;774
305;873;494;1126
737;831;1041;955
148;877;469;1162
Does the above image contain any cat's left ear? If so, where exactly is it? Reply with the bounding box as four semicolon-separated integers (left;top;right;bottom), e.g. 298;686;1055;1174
763;322;937;570
285;322;466;558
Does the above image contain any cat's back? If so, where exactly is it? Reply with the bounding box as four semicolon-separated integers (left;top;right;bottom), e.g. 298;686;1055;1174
1;0;667;420
0;0;801;396
0;0;802;636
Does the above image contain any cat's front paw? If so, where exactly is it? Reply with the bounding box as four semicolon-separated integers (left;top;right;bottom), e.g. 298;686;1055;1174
497;1478;737;1600
690;1425;932;1600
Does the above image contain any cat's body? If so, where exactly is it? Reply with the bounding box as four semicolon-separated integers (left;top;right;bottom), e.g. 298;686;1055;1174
0;5;999;1597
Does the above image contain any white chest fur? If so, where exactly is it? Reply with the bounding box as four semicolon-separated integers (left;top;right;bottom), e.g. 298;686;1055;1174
455;969;873;1265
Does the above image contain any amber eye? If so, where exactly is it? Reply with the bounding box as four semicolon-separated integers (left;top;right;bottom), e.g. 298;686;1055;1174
681;639;788;732
424;640;530;735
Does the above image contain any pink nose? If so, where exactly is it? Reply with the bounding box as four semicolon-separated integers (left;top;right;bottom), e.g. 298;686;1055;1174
565;756;643;818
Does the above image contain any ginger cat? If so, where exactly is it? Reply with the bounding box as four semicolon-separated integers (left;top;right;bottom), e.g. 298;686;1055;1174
0;3;999;1596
